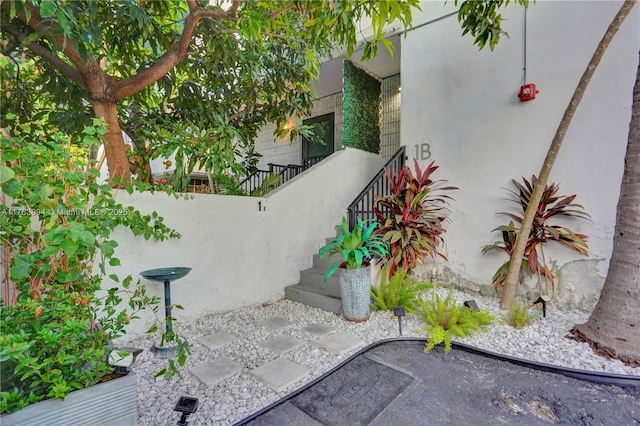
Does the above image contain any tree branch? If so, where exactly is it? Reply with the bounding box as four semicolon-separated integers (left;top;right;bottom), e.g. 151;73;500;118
0;21;87;90
112;4;239;101
3;2;101;75
229;0;241;16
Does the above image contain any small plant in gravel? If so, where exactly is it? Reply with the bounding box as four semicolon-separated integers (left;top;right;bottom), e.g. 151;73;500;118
417;291;495;353
370;267;432;314
503;299;539;329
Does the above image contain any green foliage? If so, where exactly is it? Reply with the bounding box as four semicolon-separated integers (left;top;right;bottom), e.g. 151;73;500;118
456;0;530;51
343;60;382;154
319;217;389;281
503;299;539;329
417;291;495;353
1;0;420;180
250;173;282;197
0;116;184;413
482;175;590;293
374;160;457;277
370;267;432;313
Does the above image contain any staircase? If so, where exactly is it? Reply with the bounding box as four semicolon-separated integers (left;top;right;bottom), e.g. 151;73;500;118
284;238;344;314
285;146;406;313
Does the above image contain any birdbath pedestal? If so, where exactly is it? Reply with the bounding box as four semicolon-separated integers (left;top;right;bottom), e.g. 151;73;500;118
140;267;191;357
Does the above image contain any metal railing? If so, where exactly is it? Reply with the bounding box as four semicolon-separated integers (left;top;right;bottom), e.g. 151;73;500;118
303;155;326;169
239;162;307;195
346;146;406;230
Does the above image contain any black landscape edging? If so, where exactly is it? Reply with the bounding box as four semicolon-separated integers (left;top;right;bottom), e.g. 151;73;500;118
232;337;640;425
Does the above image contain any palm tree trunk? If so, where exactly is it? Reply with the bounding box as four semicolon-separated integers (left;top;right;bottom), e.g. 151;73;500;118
499;0;637;309
571;52;640;367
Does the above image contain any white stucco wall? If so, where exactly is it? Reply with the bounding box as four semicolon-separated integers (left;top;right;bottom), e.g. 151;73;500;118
402;1;640;306
111;148;384;337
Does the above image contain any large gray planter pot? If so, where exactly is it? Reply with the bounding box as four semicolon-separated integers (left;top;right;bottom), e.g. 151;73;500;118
339;266;371;322
1;371;137;426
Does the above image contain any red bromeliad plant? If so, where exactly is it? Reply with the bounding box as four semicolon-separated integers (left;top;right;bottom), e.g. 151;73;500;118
482;175;590;295
374;160;457;278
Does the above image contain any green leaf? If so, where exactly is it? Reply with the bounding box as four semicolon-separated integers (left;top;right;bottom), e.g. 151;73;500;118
39;1;56;18
61;239;79;256
0;166;15;184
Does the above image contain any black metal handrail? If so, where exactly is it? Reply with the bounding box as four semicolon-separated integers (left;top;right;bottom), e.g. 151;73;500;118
303;155;327;168
346;146;406;230
239;161;310;195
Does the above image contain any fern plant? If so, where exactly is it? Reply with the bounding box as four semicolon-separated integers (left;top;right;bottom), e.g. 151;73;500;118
482;175;590;294
416;291;494;353
504;299;539;329
370;267;432;314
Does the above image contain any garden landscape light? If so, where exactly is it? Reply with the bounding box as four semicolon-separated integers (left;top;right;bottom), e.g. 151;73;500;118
464;300;479;311
393;307;405;336
533;295;551;318
174;396;199;426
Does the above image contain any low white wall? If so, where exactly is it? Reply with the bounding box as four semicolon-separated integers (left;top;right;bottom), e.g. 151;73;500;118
402;1;640;308
111;148;384;337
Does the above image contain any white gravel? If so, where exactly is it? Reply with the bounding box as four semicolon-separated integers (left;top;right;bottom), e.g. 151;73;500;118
121;287;639;426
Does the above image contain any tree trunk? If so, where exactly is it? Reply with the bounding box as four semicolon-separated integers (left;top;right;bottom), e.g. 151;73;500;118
571;52;640;368
92;101;131;185
499;0;637;309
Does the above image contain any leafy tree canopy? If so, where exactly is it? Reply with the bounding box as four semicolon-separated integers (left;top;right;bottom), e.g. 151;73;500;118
0;0;420;184
0;0;523;185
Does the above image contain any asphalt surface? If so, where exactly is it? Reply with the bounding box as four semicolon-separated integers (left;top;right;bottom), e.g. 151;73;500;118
236;339;640;426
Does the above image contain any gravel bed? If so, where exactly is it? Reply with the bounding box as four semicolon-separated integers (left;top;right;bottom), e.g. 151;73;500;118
120;287;639;426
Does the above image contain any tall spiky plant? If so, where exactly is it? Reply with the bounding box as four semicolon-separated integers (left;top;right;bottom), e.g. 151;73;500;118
482;175;590;294
374;160;457;278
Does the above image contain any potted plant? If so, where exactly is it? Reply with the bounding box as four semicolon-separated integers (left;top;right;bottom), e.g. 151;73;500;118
319;217;389;322
0;117;183;423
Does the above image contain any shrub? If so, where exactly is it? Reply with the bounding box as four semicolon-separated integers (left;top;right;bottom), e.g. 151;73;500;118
374;159;456;278
370;267;432;314
504;299;539;329
416;291;494;353
0;117;182;413
482;175;590;295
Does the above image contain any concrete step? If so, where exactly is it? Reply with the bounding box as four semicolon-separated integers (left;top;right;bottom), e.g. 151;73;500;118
299;268;341;295
312;253;344;270
284;284;342;314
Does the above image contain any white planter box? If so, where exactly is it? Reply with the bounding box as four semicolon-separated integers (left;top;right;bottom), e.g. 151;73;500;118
1;372;137;426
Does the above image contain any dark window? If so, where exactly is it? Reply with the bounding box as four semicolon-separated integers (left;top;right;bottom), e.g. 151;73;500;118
302;113;335;168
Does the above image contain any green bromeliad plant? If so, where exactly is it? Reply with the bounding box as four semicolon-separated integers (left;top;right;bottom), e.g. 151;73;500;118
482;175;590;295
319;217;389;281
374;160;456;278
0;116;184;414
370;266;432;314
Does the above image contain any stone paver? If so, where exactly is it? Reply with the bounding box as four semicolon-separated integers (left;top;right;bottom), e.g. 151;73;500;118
301;323;334;336
258;317;293;330
259;335;304;355
189;358;241;386
198;331;239;350
312;332;364;356
250;357;310;392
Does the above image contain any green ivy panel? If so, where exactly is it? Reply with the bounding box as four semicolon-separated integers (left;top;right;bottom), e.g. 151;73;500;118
343;60;381;154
